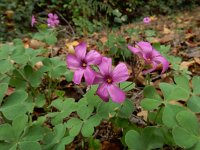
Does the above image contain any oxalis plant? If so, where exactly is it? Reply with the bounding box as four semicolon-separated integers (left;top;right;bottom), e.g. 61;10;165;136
0;30;200;150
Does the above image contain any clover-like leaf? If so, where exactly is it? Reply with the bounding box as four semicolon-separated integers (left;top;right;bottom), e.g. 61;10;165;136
141;98;162;111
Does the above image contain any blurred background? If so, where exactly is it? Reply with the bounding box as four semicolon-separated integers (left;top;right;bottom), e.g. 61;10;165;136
0;0;199;41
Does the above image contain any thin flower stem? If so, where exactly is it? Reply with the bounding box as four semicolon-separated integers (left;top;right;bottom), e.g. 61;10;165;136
145;73;151;85
56;11;76;39
153;106;162;124
122;82;134;90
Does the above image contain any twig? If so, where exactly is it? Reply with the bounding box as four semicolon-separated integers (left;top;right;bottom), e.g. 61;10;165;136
55;11;76;39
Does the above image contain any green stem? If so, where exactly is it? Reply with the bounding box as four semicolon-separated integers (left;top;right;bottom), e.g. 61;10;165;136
122;82;134;90
145;73;151;85
153;106;162;124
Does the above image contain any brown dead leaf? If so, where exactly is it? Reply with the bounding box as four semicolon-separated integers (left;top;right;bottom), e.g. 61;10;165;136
30;39;46;49
66;41;79;54
180;61;195;70
34;61;43;70
194;57;200;65
159;34;174;43
6;87;15;96
137;110;148;121
100;36;108;44
163;26;172;34
102;141;120;150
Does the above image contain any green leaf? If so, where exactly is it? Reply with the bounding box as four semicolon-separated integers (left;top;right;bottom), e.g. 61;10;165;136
176;110;199;135
141;98;162;111
0;59;13;74
0;124;15;141
159;83;189;101
162;104;186;128
188;141;200;150
11;46;29;64
66;118;83;137
142;127;164;149
77;100;94;120
53;136;74;150
22;125;45;141
85;85;101;107
81;123;94;137
174;75;190;92
88;138;101;150
29;69;44;88
12;115;28;138
42;124;66;150
118;100;134;118
49;98;77;125
120;82;135;92
143;86;161;100
112;9;122;17
172;126;198;149
0;44;10;60
0;143;15;150
35;94;45;107
125;130;145;150
192;76;200;95
19;141;41;150
0;90;28;120
0;83;8;104
97;101;119;119
87;114;102;127
187;95;200;113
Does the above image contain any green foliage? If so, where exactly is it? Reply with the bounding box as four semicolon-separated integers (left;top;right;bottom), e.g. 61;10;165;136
104;32;132;61
135;75;200;149
33;29;57;45
1;29;200;150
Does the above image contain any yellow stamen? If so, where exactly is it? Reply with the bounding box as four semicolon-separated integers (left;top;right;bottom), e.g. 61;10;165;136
107;78;112;83
82;63;87;67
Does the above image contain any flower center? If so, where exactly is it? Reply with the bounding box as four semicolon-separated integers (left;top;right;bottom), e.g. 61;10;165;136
147;58;151;61
106;77;113;84
81;60;87;68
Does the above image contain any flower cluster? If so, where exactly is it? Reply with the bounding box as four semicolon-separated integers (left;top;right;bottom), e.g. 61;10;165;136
143;17;151;24
47;13;60;27
66;41;169;103
128;41;169;74
66;42;129;103
31;13;59;28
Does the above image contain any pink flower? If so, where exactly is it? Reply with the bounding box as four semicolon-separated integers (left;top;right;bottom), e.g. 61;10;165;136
66;42;102;85
143;17;151;24
31;15;36;27
47;13;59;27
128;41;169;74
93;57;129;103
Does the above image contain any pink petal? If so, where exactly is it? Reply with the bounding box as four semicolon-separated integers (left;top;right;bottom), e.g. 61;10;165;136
54;20;59;25
137;41;153;60
127;45;143;57
75;42;87;60
107;85;126;103
93;73;104;84
98;57;112;76
84;67;95;85
152;48;161;57
48;13;53;18
112;63;129;83
96;83;109;102
137;42;152;51
73;70;84;84
142;61;158;74
53;14;58;19
153;56;169;73
31;15;36;27
66;54;81;70
85;50;102;65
